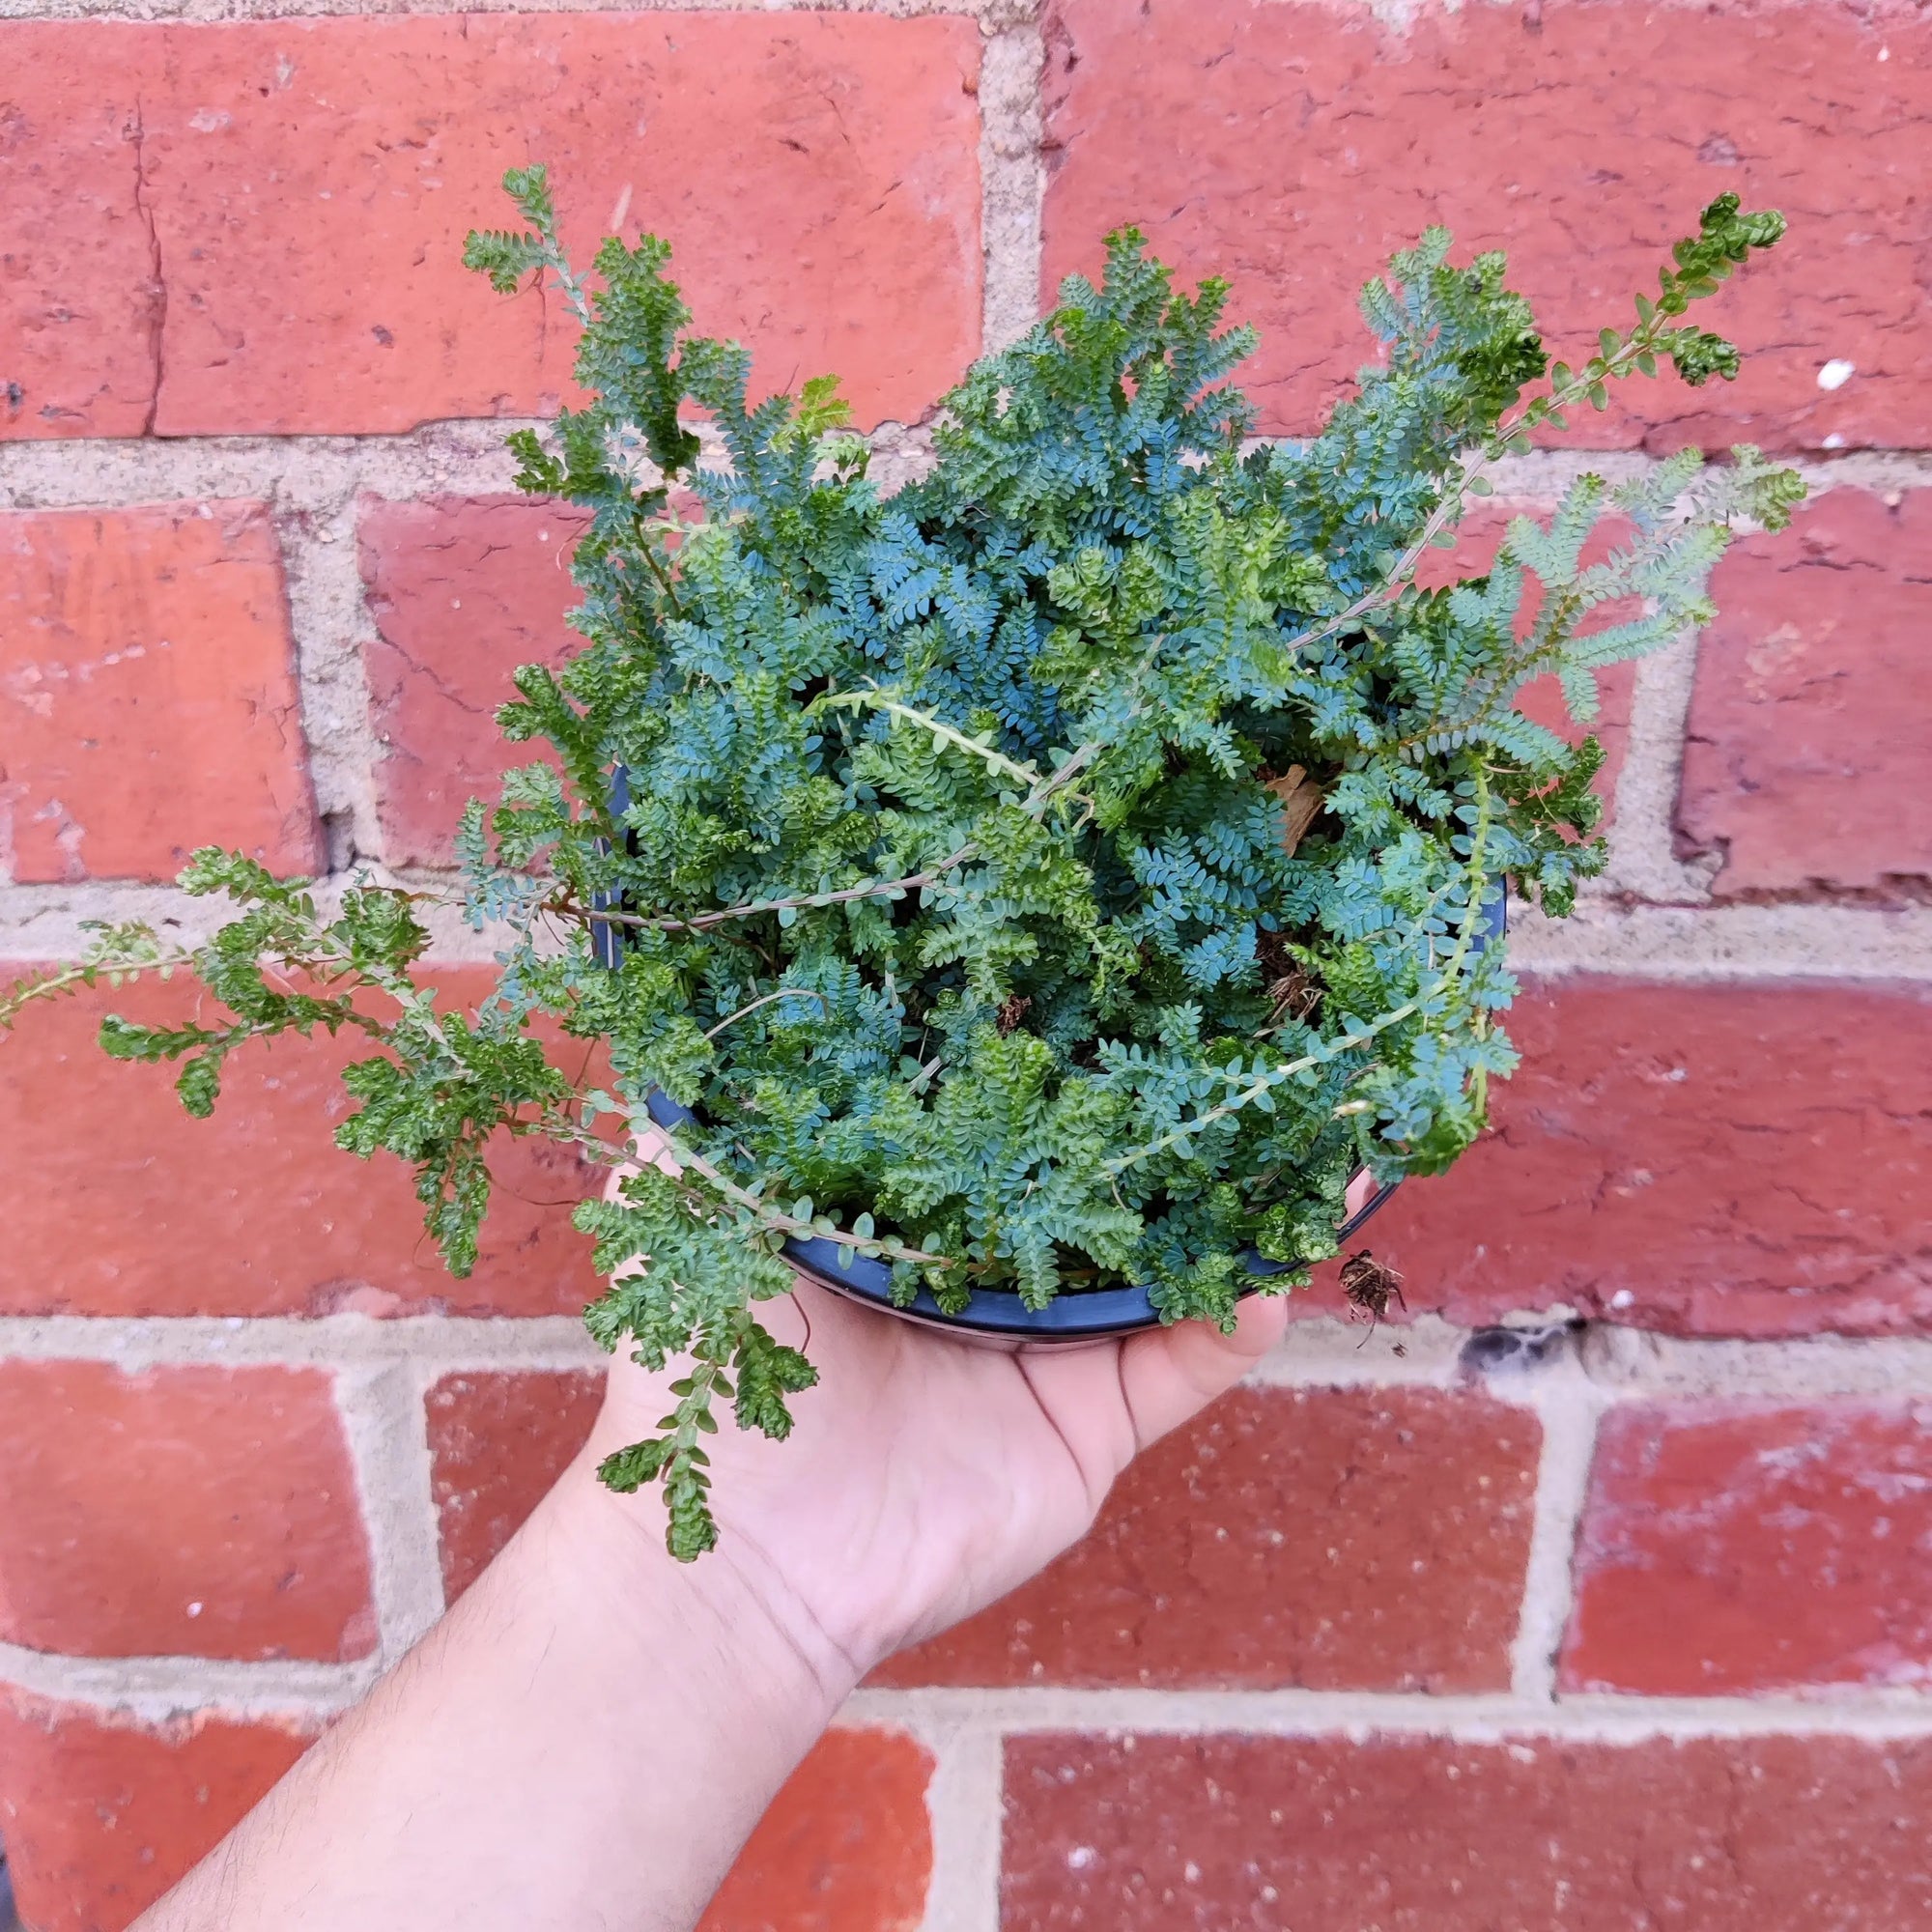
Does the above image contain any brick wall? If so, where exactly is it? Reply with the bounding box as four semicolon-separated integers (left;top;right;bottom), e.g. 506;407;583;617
2;1;1929;1927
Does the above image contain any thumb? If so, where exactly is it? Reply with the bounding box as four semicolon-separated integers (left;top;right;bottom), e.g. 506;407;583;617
1114;1291;1289;1455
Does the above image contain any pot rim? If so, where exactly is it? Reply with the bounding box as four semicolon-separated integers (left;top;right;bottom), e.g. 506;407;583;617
599;746;1504;1341
639;1080;1411;1345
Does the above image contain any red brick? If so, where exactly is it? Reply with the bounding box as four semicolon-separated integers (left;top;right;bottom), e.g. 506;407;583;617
1043;0;1928;451
0;64;158;439
1563;1400;1932;1696
0;503;318;883
0;1362;373;1662
1414;501;1637;819
875;1387;1536;1692
0;967;601;1319
427;1369;606;1603
360;496;589;868
0;1690;312;1932
3;15;980;440
1346;977;1932;1338
702;1728;933;1932
1002;1731;1932;1930
1678;488;1932;900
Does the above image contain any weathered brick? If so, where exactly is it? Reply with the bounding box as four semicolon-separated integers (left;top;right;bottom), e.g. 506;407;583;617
360;496;588;867
427;1369;606;1604
0;1362;373;1662
1563;1400;1932;1696
0;968;600;1318
1345;978;1932;1338
3;14;981;439
0;62;158;439
0;1691;312;1932
875;1387;1536;1692
1678;488;1932;900
1043;0;1928;450
1004;1731;1932;1929
701;1728;933;1932
0;502;318;883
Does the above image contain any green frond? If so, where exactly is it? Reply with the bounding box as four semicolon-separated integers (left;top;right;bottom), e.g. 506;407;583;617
55;182;1798;1559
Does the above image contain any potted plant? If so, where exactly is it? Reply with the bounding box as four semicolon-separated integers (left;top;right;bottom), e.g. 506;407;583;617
3;173;1800;1557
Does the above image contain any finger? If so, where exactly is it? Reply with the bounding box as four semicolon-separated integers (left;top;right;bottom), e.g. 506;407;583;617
1115;1291;1289;1455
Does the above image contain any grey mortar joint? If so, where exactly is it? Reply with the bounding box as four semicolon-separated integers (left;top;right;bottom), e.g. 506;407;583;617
1508;1350;1607;1703
841;1680;1932;1742
8;879;1932;991
279;492;387;865
1604;625;1720;904
912;1724;1005;1932
1582;1325;1932;1402
23;1309;1932;1403
0;1637;378;1724
0;867;521;963
1243;1313;1472;1389
0;1313;604;1371
976;17;1046;357
333;1357;453;1661
1505;897;1932;980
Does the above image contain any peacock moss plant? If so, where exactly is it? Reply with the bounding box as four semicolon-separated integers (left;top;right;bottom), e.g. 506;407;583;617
5;172;1802;1557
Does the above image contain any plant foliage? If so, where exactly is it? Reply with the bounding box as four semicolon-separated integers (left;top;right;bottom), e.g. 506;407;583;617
4;177;1800;1558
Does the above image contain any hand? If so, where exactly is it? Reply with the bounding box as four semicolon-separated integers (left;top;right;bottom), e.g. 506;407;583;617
131;1171;1321;1932
584;1239;1289;1691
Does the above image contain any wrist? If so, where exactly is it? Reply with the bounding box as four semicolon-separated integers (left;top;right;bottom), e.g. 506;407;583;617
537;1449;873;1712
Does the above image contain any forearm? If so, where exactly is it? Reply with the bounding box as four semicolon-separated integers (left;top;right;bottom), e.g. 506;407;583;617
129;1267;1284;1932
136;1451;857;1932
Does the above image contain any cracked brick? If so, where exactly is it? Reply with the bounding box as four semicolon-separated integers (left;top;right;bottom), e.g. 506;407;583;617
3;14;982;439
1335;976;1932;1338
358;496;590;868
873;1386;1538;1691
0;58;157;437
0;501;320;883
1678;488;1932;901
1042;0;1931;451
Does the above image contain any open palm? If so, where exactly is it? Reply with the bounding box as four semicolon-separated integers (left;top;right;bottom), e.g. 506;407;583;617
589;1266;1288;1678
